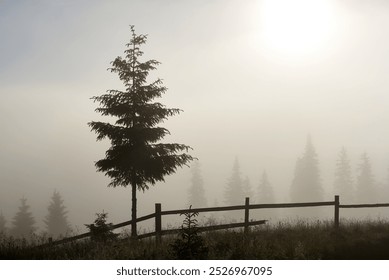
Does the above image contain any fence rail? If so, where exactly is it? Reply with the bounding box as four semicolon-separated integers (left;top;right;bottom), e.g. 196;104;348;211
340;203;389;209
37;195;389;248
137;220;267;240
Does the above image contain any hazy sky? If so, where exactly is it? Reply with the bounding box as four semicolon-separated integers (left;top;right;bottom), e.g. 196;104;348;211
1;0;389;230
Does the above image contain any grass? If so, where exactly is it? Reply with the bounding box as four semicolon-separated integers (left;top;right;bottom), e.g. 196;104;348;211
2;219;389;259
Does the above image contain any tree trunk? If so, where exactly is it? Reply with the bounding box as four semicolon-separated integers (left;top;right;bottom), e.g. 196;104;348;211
131;183;137;238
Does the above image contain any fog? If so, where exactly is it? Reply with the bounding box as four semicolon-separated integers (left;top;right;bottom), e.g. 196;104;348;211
1;0;389;233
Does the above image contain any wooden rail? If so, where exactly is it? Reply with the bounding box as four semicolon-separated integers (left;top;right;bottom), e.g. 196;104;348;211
340;203;389;208
37;213;156;248
138;220;267;240
36;195;389;248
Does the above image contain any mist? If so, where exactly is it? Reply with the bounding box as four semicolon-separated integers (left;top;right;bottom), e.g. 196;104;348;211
1;0;389;234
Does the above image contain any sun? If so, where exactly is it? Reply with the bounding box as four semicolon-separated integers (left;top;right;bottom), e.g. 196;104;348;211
259;0;334;56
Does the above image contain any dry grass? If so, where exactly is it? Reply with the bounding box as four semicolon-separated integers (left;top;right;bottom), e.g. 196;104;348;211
2;219;389;259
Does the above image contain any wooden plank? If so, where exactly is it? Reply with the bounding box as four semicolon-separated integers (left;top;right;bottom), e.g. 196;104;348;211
162;201;335;216
161;205;245;215
138;220;268;240
110;213;155;230
249;201;334;209
340;203;389;208
195;220;267;233
138;231;157;240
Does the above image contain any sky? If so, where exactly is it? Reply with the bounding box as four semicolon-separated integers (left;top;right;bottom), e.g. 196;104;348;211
1;0;389;231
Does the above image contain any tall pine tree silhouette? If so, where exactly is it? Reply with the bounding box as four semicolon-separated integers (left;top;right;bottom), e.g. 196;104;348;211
11;198;36;238
188;161;207;208
334;147;354;203
290;136;323;202
224;158;245;205
89;26;193;237
355;153;376;203
44;190;70;238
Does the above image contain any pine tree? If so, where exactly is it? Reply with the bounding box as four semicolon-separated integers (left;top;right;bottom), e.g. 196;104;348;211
44;190;70;238
334;147;354;203
255;171;277;220
242;176;253;199
188;161;207;208
169;206;208;259
355;153;376;203
224;158;245;205
290;136;323;202
88;26;194;237
0;212;7;234
11;198;36;238
257;171;275;203
85;212;118;242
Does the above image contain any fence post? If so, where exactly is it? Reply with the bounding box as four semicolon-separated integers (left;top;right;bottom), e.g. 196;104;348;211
155;203;162;245
334;195;340;228
244;197;250;235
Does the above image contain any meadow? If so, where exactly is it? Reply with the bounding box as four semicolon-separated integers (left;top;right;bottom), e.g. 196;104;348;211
2;219;389;260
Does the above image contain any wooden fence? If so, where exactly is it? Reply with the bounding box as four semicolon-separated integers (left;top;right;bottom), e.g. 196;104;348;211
38;195;389;248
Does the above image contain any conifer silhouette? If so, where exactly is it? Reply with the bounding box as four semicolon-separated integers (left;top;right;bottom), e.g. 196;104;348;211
0;212;7;234
334;147;354;203
44;190;70;238
289;136;323;218
257;171;275;203
89;26;193;237
188;161;207;208
224;158;245;205
11;198;36;238
290;136;323;202
356;153;376;203
85;212;118;242
255;171;277;220
242;176;253;199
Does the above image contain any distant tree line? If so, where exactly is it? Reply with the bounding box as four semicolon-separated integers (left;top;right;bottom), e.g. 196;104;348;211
0;191;70;239
187;135;389;212
289;136;384;204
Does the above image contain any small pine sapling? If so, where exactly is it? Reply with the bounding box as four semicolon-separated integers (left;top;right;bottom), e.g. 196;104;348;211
169;206;208;259
85;212;118;242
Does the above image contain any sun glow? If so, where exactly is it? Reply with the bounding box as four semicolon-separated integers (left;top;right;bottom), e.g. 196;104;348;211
260;0;335;56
